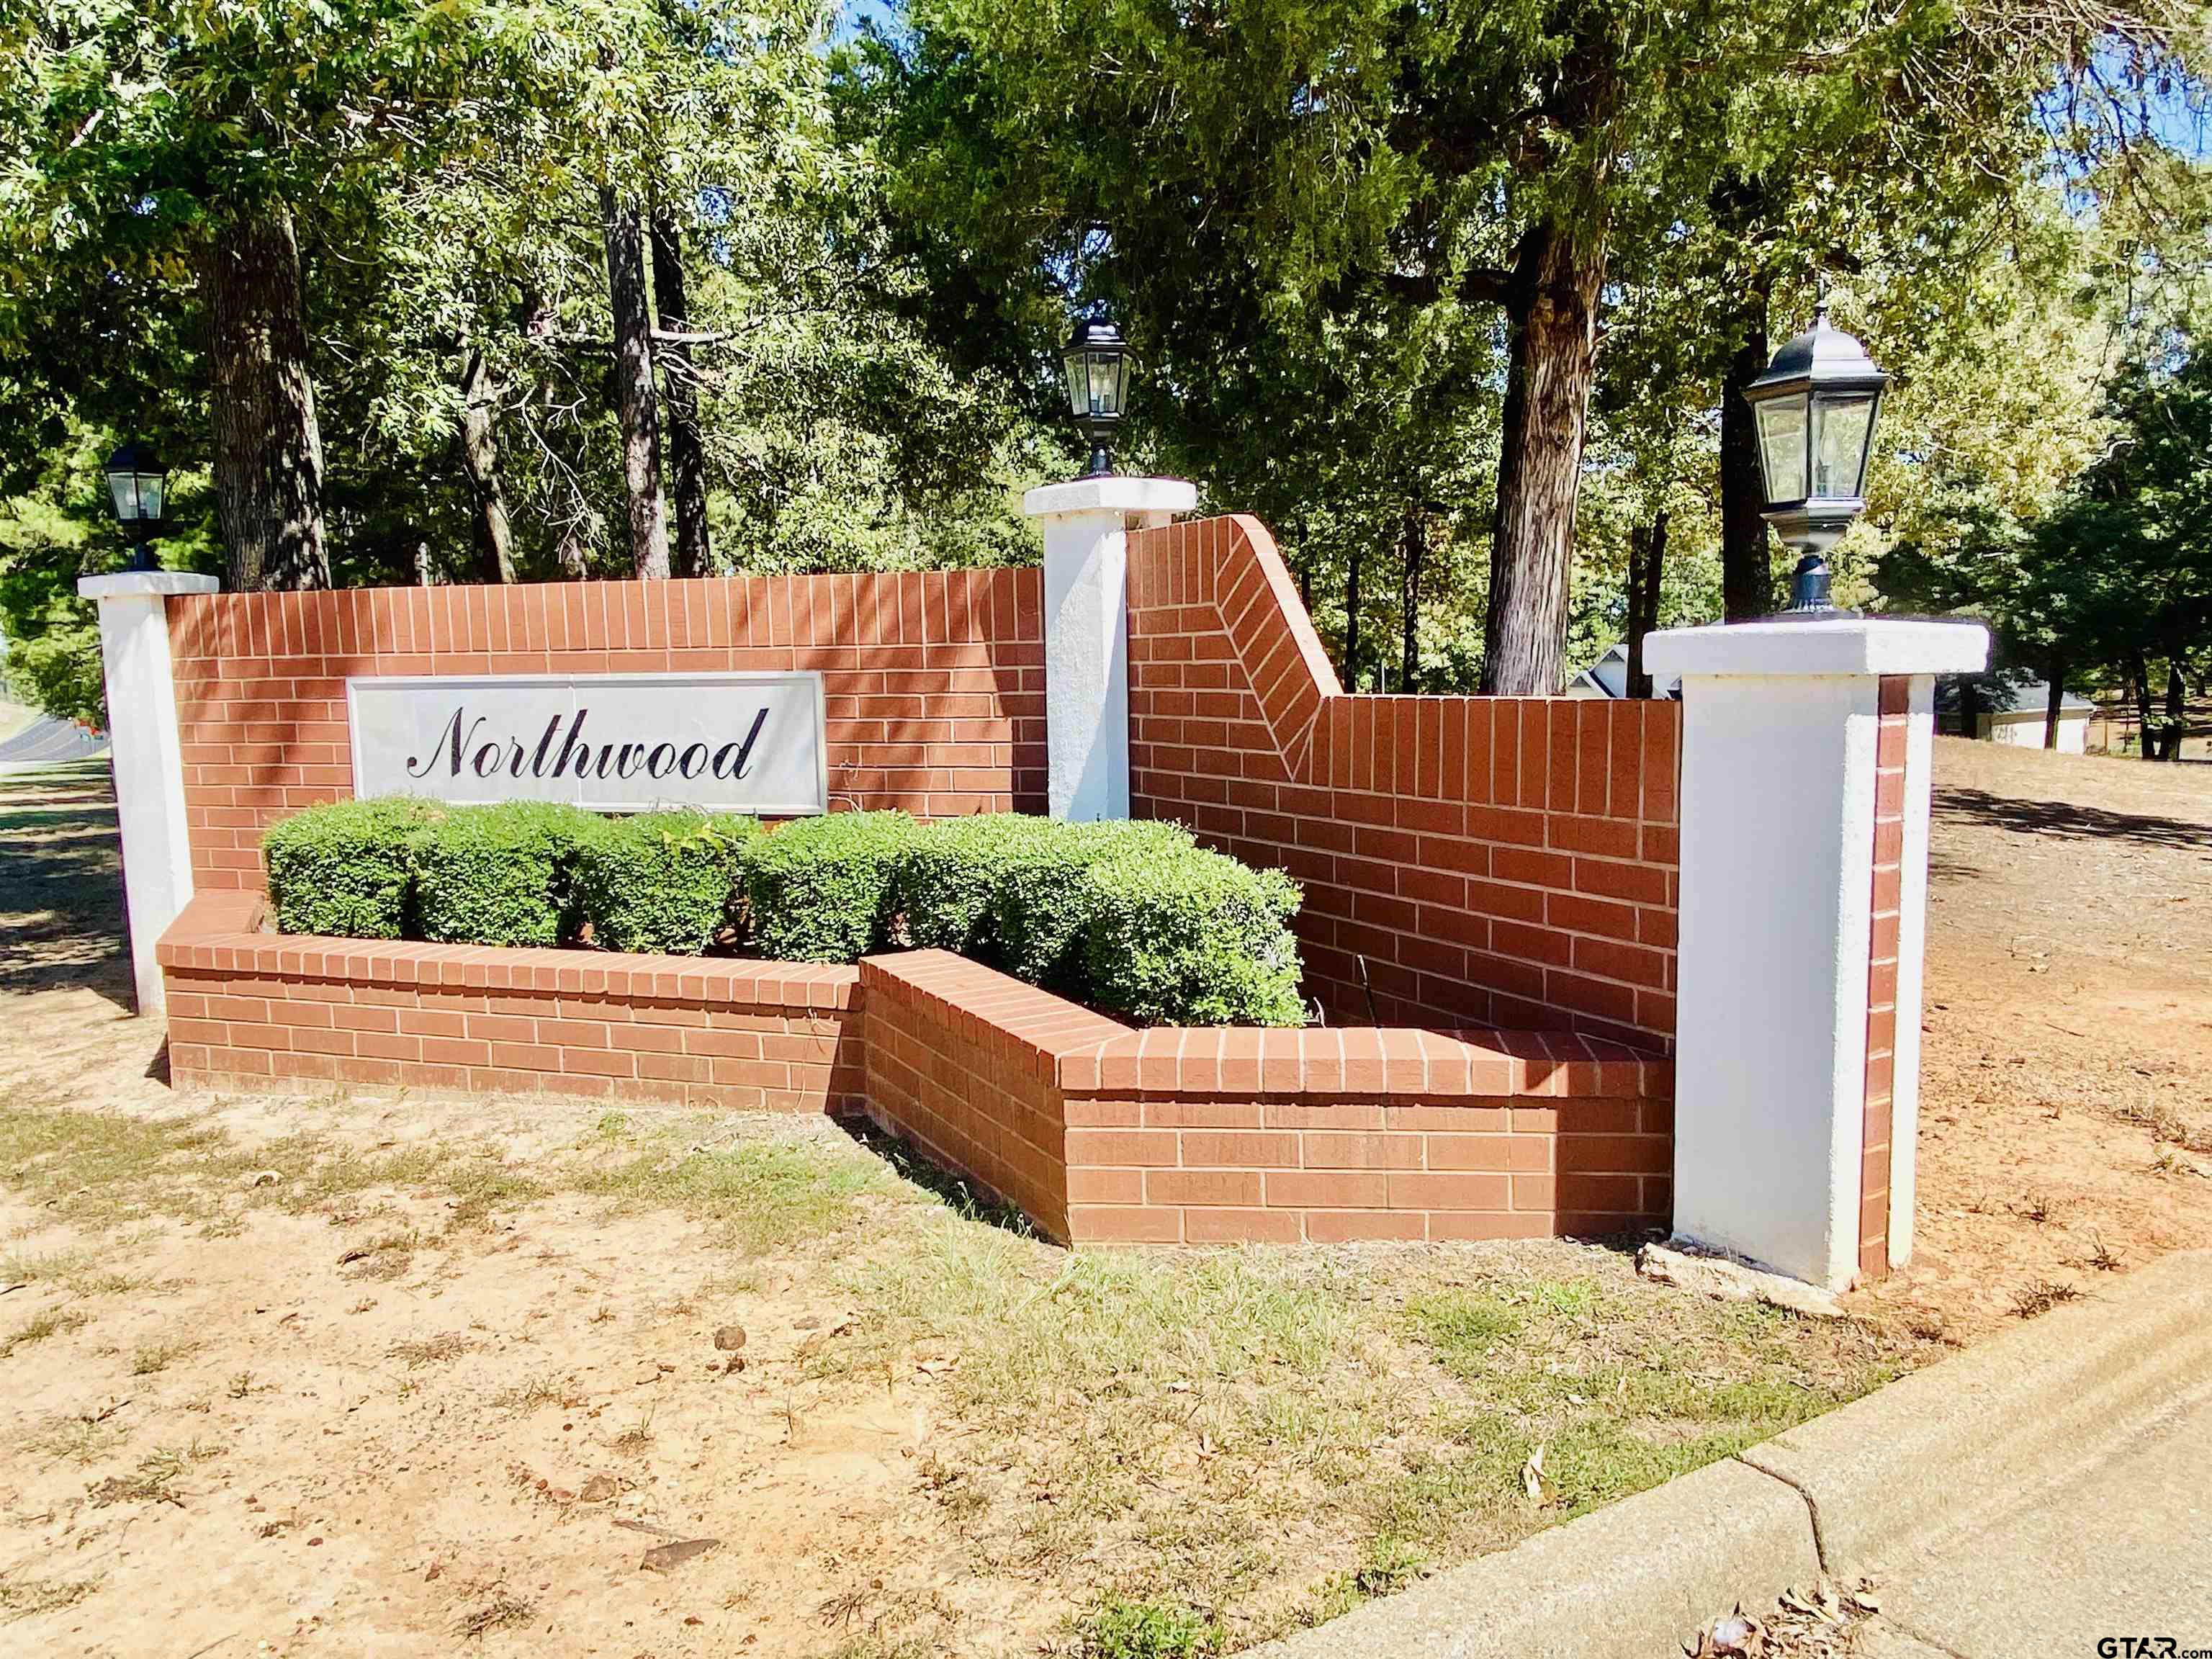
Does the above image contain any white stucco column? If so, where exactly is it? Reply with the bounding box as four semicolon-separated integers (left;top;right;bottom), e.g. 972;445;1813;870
1022;475;1196;820
78;571;220;1015
1642;617;1986;1290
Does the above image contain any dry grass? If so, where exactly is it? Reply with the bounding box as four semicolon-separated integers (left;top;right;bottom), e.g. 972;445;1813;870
816;1215;1913;1650
0;1572;101;1621
0;1094;1925;1655
1;1305;88;1357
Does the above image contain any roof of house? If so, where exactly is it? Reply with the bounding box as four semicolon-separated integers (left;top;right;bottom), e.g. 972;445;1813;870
1570;642;1681;700
1936;675;2095;717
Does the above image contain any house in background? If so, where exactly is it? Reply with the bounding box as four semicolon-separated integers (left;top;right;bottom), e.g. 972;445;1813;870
1566;642;1681;701
1936;676;2095;752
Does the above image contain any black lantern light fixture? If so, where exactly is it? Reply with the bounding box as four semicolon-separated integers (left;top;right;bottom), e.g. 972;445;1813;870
103;440;169;572
1062;315;1130;479
1743;293;1888;617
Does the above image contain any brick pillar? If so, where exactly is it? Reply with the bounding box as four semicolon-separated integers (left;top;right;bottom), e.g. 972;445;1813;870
1642;619;1984;1289
1022;476;1195;820
78;570;222;1014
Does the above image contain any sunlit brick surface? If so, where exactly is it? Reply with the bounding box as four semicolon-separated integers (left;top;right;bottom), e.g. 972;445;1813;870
1127;516;1680;1045
165;571;1047;890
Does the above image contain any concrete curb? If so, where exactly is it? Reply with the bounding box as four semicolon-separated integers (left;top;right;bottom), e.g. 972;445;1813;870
1251;1249;2212;1659
1740;1246;2212;1573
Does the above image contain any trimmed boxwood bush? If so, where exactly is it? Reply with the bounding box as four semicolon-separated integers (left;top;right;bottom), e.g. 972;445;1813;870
899;812;1062;958
263;796;436;939
413;801;603;948
1080;853;1305;1026
739;810;922;963
262;800;1308;1025
570;810;761;955
988;819;1195;994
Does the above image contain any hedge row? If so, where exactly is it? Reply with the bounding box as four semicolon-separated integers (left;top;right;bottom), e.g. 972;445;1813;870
261;802;1305;1026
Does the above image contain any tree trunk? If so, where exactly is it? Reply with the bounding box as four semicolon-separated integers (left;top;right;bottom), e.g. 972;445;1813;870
1720;281;1772;621
649;210;712;579
1399;505;1426;690
202;205;328;592
459;349;517;584
1481;212;1606;695
2129;650;2156;760
601;186;670;580
1959;675;1982;740
1344;543;1363;688
2044;652;2067;750
557;514;596;581
414;539;435;587
2162;660;2186;760
1625;506;1668;698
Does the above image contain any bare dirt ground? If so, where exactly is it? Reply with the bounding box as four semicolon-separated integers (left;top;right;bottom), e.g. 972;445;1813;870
1851;738;2212;1341
0;739;2204;1658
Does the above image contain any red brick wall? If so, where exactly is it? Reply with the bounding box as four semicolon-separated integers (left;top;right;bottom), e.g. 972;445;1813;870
858;952;1128;1241
1858;675;1910;1280
1056;1027;1670;1244
861;952;1671;1246
166;570;1046;890
158;893;863;1112
1125;516;1679;1046
157;916;1675;1249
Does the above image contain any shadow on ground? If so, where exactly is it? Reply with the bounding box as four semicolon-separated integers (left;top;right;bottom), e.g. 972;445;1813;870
1934;785;2212;852
0;759;132;1009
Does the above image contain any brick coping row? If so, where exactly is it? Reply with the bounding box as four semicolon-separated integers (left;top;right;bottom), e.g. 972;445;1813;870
158;894;1667;1104
157;891;859;1010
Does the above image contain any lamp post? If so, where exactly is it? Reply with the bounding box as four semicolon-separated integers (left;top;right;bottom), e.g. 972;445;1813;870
1743;298;1888;618
103;441;170;573
1061;315;1130;478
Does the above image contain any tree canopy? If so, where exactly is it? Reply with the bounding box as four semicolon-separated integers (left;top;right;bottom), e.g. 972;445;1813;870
0;0;2208;727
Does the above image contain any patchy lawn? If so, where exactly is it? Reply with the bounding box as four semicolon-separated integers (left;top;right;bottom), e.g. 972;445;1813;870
2;738;2205;1656
0;1093;1922;1658
0;761;1925;1656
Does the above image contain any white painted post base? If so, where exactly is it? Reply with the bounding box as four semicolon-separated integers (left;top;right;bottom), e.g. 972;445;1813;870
78;571;221;1015
1642;618;1987;1290
1022;475;1196;820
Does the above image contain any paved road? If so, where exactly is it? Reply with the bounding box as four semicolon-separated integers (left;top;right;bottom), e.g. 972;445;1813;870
1784;1377;2212;1659
0;714;107;773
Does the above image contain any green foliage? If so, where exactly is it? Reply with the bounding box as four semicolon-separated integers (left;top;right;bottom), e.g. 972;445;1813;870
739;810;922;963
570;810;761;956
1;626;104;729
986;820;1194;994
897;811;1064;956
1072;1596;1220;1659
1080;850;1305;1027
261;800;1308;1026
412;801;603;948
261;797;436;939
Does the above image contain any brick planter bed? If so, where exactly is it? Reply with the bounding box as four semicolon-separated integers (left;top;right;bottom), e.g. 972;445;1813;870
158;892;865;1113
159;894;1671;1247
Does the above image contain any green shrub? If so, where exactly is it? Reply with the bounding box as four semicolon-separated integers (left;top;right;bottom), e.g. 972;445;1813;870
989;819;1195;995
413;801;602;948
262;796;436;939
260;796;1308;1028
899;813;1063;958
740;811;921;963
1080;843;1305;1025
570;810;759;955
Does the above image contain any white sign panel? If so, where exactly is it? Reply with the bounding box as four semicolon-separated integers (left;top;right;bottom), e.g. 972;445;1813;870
346;673;826;814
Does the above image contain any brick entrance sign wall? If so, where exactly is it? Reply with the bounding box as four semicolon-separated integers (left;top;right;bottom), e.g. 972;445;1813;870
139;520;1683;1254
1125;516;1679;1047
165;571;1047;891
